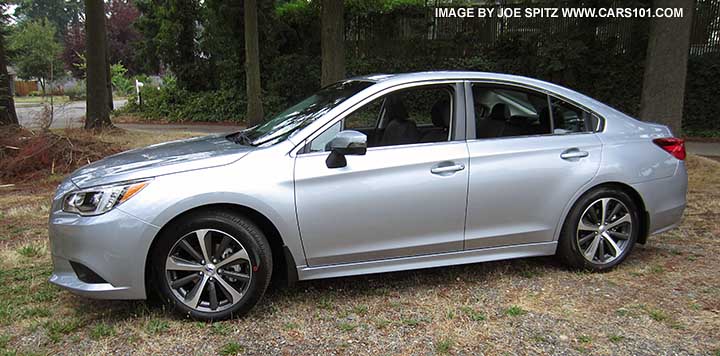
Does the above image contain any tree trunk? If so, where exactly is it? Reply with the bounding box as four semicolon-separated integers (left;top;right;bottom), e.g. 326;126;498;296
0;26;18;126
639;0;694;135
106;45;113;112
244;0;264;126
84;0;112;130
321;0;345;86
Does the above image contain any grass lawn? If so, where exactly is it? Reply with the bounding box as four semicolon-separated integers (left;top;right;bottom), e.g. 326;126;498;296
0;130;719;355
13;96;72;107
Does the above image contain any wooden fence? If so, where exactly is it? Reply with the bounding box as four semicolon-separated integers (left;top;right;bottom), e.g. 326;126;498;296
14;81;38;96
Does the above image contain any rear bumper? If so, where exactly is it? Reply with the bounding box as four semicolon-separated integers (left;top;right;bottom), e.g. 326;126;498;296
631;161;688;236
48;207;159;300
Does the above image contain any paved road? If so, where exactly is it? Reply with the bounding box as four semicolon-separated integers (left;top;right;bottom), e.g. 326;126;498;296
116;123;241;134
17;100;127;129
685;141;720;157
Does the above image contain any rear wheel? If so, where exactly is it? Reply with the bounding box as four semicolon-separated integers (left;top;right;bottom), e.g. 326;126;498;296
558;187;640;271
151;210;272;320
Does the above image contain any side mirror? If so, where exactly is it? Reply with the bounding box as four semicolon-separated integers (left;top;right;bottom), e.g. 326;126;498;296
326;130;367;169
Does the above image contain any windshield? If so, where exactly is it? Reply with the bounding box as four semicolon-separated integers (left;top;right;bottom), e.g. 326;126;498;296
240;80;374;146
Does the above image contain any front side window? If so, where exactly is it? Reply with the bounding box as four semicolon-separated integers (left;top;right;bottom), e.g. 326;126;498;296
306;84;455;152
235;80;373;147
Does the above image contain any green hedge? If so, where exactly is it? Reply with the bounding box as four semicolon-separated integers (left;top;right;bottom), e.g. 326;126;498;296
124;0;718;133
684;53;720;133
123;36;716;132
123;78;246;122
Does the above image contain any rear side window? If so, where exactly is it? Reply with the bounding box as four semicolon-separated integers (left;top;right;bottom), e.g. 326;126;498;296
550;97;596;134
472;84;552;138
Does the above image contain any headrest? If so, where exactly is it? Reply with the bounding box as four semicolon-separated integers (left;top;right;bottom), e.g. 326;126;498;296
385;96;408;122
553;109;565;127
508;115;527;126
490;103;509;121
538;107;551;131
431;98;451;128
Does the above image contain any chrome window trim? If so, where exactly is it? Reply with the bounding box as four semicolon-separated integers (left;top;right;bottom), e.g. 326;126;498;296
296;139;467;159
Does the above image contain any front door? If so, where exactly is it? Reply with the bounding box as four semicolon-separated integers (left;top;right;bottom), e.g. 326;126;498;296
294;82;470;266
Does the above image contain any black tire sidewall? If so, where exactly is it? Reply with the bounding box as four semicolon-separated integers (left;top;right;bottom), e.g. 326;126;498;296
151;210;273;320
558;187;640;271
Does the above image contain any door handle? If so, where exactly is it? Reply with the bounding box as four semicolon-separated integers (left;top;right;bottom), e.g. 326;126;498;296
431;164;465;174
560;148;589;160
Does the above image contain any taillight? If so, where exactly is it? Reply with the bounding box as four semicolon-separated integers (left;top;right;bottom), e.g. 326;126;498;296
653;137;686;160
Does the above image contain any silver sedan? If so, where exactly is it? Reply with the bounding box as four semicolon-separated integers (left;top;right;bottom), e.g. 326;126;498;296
48;72;687;320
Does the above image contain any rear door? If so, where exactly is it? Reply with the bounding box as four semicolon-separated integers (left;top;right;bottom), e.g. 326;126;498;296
464;82;603;249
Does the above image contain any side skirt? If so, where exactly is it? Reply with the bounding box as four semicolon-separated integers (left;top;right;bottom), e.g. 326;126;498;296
296;241;558;281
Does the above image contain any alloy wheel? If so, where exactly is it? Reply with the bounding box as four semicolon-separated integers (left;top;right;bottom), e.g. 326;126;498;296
165;229;253;312
576;198;633;264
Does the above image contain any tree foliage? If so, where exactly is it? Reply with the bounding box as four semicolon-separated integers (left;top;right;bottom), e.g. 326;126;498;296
62;0;142;78
8;19;64;92
134;0;210;90
13;0;84;38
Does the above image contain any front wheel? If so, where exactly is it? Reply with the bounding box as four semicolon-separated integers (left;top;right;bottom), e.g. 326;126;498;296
151;210;273;320
557;187;640;271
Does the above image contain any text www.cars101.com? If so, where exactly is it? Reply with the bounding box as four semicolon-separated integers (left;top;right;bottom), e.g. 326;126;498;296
435;7;685;19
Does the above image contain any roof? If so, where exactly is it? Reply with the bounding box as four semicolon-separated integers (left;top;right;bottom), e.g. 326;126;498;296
349;71;536;83
347;71;574;96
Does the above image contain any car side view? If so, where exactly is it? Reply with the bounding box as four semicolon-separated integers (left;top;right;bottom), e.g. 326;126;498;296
48;72;687;320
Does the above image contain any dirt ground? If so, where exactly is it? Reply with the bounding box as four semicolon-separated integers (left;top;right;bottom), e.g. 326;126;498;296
0;130;718;355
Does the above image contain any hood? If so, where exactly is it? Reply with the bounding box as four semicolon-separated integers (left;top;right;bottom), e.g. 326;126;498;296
70;134;254;188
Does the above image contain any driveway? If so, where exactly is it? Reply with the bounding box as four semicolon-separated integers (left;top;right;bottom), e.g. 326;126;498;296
17;99;128;129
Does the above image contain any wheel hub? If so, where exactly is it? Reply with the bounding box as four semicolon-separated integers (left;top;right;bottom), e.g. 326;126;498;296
203;263;217;276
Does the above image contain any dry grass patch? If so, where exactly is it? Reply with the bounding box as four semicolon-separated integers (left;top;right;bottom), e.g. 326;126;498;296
0;134;718;355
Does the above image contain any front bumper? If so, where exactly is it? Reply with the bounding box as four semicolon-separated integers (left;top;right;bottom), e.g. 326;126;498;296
48;207;159;300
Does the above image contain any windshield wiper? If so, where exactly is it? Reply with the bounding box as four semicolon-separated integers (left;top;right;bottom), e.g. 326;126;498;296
226;132;254;146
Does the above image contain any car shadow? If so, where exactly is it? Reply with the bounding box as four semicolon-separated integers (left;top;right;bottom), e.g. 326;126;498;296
65;255;572;322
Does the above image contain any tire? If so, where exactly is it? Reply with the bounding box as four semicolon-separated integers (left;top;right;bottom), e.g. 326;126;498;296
557;187;640;271
150;210;273;321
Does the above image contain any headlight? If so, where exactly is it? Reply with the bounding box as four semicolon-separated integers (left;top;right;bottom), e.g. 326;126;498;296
62;180;150;216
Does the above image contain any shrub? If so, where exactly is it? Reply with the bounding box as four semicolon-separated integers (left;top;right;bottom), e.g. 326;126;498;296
265;54;321;108
65;80;86;101
684;53;720;133
111;63;134;96
124;84;247;123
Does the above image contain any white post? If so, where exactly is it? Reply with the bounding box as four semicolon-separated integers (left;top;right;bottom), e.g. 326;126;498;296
135;79;144;106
